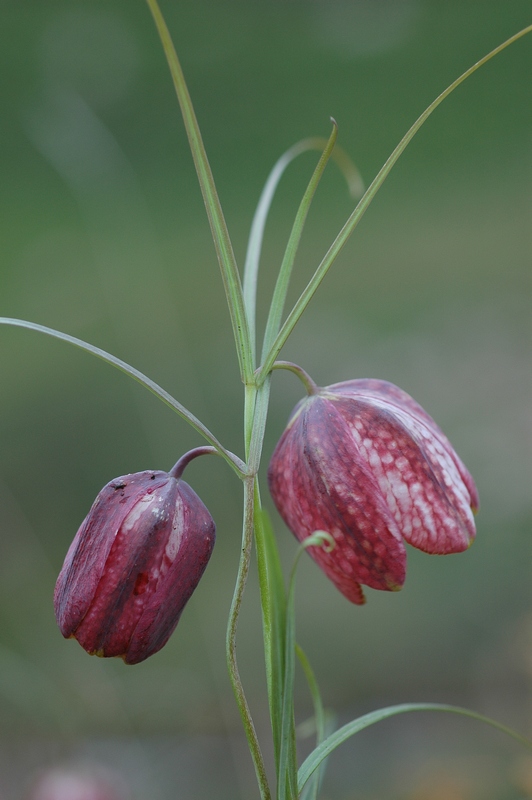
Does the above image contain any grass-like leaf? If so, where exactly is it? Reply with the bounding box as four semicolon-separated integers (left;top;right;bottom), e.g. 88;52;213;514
298;702;532;794
278;533;334;800
257;24;532;382
0;317;246;478
295;644;327;800
254;495;287;773
260;121;338;364
145;0;253;381
243;136;363;358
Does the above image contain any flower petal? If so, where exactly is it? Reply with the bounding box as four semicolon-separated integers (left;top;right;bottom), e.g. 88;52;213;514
328;379;479;513
73;477;179;658
54;471;170;637
268;396;408;601
330;394;475;554
125;481;215;664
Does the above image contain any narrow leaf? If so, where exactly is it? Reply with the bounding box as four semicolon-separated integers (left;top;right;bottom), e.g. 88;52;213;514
258;25;532;381
261;121;338;363
145;0;254;380
298;702;532;793
243;136;363;356
296;644;327;800
254;492;286;772
278;533;334;800
278;557;299;800
0;317;246;478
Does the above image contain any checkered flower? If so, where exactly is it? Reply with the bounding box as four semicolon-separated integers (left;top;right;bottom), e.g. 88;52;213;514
268;379;478;604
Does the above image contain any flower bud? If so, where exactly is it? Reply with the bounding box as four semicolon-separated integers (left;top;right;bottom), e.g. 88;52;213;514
54;469;215;664
268;378;478;604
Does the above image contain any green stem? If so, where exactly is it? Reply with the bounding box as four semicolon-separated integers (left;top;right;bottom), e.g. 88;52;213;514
248;378;272;476
244;382;257;456
225;355;275;797
226;474;272;800
272;362;319;396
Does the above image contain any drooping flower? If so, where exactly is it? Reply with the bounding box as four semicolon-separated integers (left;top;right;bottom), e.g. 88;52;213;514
268;377;478;604
54;461;215;664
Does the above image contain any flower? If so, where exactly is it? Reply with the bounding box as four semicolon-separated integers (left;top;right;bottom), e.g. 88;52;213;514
54;468;215;664
28;767;127;800
268;378;478;604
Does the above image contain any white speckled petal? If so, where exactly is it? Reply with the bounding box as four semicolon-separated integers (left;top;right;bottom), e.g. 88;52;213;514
327;379;479;513
330;393;476;554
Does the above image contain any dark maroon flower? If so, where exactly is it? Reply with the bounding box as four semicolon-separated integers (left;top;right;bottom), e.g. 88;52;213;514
268;378;479;605
54;467;215;664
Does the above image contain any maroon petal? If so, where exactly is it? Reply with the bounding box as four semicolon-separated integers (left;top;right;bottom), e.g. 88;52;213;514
268;396;408;603
72;477;180;659
125;481;215;664
54;471;170;637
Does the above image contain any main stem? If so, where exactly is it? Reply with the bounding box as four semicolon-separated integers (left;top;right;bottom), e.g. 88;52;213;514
226;383;272;800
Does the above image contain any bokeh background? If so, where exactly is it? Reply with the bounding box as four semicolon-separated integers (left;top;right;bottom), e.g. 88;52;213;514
0;0;530;797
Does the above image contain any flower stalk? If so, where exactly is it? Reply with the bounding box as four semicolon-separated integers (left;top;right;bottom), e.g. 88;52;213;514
225;472;272;800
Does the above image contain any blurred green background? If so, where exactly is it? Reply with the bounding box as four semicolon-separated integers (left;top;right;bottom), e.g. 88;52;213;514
0;0;530;797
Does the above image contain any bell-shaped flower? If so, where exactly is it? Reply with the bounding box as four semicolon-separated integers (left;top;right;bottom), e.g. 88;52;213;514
54;467;215;664
268;378;478;604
